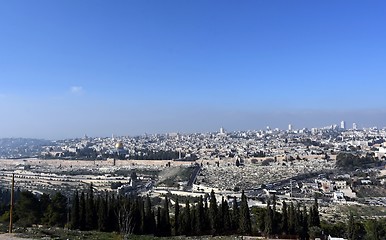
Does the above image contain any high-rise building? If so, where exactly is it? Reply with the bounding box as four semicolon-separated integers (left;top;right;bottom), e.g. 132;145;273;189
288;124;292;131
353;123;357;130
340;121;346;130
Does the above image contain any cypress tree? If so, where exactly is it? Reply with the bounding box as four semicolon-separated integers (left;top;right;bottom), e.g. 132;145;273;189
203;196;210;234
239;190;251;235
140;198;145;234
174;197;180;235
191;205;198;235
288;201;295;235
217;197;225;233
183;199;192;235
86;184;96;230
106;194;118;232
144;195;154;234
272;194;278;234
70;191;80;230
295;203;303;235
232;196;240;232
162;196;171;236
222;199;231;234
195;196;204;235
282;201;289;234
79;191;86;231
131;197;142;234
156;207;162;236
97;196;107;231
312;197;320;227
265;200;273;236
301;206;309;240
209;190;218;234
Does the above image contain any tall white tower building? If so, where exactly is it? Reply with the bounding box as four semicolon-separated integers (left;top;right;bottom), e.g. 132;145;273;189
340;121;346;130
288;124;292;131
353;123;357;130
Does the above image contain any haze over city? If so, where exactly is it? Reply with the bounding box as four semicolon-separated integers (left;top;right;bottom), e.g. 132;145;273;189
1;1;386;139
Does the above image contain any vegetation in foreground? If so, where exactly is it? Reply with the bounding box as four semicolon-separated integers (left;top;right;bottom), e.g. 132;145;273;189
1;186;385;240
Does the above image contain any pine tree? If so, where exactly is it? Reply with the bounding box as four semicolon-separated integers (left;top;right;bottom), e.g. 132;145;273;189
70;191;80;230
239;190;251;235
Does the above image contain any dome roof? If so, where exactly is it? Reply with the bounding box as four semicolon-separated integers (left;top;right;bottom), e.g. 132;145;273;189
115;142;123;149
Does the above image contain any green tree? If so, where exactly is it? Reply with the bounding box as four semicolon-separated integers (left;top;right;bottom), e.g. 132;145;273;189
281;201;288;234
288;202;295;235
79;191;86;230
86;184;96;230
15;191;41;227
221;198;231;233
162;196;171;236
265;201;273;236
97;195;108;231
300;206;309;240
44;192;67;227
347;212;365;240
195;196;204;235
239;190;251;235
309;197;320;227
144;195;155;234
174;197;180;235
209;190;219;234
231;196;240;232
182;199;192;235
70;191;80;229
364;219;385;240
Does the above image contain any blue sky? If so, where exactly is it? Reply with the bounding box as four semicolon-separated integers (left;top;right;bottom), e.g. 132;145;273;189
1;1;386;139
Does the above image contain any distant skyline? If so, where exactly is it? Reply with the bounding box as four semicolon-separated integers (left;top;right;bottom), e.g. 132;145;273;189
1;1;386;139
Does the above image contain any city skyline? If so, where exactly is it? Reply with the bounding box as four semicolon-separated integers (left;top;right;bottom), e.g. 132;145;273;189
1;1;386;139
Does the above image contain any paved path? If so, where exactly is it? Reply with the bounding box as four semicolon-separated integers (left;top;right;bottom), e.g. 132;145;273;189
0;233;33;240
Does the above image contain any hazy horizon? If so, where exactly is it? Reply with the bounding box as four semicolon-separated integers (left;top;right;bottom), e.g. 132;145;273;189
1;1;386;139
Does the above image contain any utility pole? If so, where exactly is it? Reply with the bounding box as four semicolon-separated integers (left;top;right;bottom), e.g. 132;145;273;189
9;173;15;233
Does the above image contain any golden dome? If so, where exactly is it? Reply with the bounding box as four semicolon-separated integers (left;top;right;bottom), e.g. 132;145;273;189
115;142;123;149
